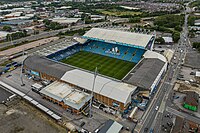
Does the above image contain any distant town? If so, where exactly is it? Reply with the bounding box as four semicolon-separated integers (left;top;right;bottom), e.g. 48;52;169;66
0;0;200;133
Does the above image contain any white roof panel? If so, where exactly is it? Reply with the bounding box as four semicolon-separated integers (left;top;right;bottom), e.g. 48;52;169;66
61;69;137;105
143;50;167;63
83;28;153;48
196;71;200;77
40;81;91;110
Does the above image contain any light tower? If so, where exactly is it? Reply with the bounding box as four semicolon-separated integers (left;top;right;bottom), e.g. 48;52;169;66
89;67;98;118
20;48;25;86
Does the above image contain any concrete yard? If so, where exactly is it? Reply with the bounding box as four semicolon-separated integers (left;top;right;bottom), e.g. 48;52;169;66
0;100;66;133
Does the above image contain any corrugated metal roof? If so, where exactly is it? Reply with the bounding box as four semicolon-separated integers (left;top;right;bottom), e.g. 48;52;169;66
83;28;153;48
24;55;74;79
123;58;165;89
61;69;137;105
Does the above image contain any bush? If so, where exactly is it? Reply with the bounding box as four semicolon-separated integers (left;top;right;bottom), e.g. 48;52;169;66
155;37;165;44
129;17;141;23
193;42;200;52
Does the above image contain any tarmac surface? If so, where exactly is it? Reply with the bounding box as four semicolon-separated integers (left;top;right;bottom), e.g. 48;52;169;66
0;85;12;102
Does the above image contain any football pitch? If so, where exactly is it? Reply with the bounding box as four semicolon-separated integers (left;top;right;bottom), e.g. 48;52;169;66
61;51;136;80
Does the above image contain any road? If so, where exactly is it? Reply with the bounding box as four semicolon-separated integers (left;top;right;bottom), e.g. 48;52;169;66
0;22;110;49
144;2;200;133
134;2;194;133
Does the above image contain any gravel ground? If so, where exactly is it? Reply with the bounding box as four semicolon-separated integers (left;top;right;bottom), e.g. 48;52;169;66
0;100;65;133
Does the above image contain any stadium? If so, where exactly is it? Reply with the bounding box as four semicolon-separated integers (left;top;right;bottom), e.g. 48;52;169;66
23;28;167;114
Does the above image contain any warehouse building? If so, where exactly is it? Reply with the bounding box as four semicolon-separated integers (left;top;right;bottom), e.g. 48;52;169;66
40;81;91;114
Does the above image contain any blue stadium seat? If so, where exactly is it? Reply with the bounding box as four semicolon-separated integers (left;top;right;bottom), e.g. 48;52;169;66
46;40;146;63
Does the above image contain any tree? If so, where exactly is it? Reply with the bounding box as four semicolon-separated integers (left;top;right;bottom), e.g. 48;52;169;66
43;19;51;25
193;42;200;52
3;25;12;32
172;31;180;43
156;37;165;44
174;25;182;32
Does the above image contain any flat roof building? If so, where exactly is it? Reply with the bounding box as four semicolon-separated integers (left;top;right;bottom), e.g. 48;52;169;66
51;17;82;25
40;81;91;114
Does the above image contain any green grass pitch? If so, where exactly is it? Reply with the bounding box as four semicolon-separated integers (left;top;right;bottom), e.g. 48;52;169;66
61;51;136;80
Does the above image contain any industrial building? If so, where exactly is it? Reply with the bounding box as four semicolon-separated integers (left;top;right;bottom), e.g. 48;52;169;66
40;81;91;114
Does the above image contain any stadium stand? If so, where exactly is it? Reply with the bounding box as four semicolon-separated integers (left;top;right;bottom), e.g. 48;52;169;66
47;40;146;63
47;44;81;61
83;40;146;63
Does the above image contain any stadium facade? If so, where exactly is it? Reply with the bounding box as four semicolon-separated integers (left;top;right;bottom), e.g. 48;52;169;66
23;28;167;113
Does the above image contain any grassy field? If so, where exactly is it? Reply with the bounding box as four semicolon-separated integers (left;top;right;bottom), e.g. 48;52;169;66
61;51;135;80
97;9;142;17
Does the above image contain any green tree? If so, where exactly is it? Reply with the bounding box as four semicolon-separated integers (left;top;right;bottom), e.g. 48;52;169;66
172;31;180;43
2;25;12;32
174;25;182;32
43;19;51;25
156;37;165;44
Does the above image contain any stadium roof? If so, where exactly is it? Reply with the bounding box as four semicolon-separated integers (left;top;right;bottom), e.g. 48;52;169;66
40;81;91;110
123;58;165;90
24;55;74;79
61;69;137;105
143;50;167;62
83;28;154;48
